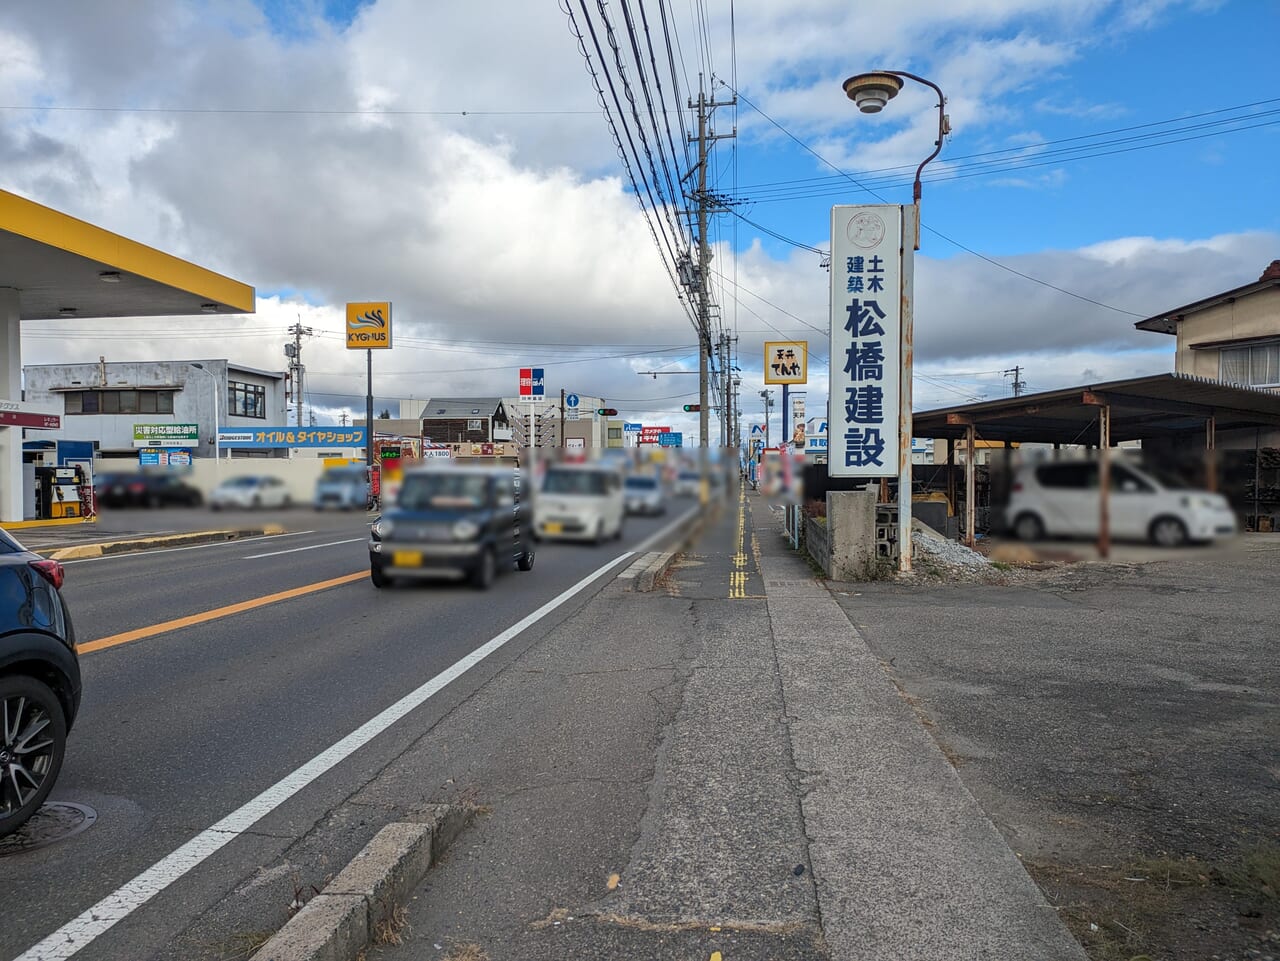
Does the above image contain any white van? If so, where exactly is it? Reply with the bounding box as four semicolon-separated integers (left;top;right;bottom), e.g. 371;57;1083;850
1007;459;1236;546
535;464;625;544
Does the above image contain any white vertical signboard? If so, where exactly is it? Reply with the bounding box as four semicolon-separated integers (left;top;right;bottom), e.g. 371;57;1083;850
829;205;902;477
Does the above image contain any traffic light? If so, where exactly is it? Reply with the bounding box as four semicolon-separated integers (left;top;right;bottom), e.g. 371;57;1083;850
596;408;618;416
682;404;701;412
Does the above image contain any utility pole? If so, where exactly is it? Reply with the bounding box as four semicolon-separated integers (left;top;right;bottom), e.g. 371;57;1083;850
688;80;735;452
760;389;774;450
1004;365;1026;397
286;319;314;427
339;411;350;427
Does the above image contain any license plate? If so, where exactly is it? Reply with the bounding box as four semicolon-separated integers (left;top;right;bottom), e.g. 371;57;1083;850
544;522;563;535
392;550;423;566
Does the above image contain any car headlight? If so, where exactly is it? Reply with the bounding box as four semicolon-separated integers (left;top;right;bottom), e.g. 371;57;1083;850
1180;495;1219;510
371;517;392;539
452;519;481;541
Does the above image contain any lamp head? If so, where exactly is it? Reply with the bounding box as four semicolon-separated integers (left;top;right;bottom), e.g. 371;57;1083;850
842;72;903;114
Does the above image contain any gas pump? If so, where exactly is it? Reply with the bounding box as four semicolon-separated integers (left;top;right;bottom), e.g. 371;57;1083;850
33;465;85;519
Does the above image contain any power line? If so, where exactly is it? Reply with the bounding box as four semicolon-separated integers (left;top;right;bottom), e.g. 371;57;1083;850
724;82;1151;319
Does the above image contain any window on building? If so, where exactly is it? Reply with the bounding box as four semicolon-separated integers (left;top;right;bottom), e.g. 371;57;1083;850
228;381;267;419
608;427;623;440
62;389;173;414
1221;343;1280;387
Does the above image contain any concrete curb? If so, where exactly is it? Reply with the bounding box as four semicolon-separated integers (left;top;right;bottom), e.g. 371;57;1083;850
622;505;712;592
46;525;286;561
251;804;475;961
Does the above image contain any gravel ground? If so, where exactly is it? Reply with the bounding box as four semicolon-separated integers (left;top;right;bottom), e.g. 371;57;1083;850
830;539;1280;961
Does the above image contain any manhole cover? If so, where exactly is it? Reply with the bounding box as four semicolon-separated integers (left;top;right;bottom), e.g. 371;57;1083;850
0;802;97;856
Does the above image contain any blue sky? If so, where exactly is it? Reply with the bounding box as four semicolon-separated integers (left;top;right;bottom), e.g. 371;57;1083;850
3;0;1277;430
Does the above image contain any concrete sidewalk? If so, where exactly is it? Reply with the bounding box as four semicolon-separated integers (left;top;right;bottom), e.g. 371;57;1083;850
748;491;1087;960
357;486;1086;961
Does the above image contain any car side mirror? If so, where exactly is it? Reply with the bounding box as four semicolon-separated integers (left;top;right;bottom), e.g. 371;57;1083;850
1121;480;1140;493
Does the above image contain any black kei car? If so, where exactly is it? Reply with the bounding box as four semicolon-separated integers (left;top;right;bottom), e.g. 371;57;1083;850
368;465;534;590
0;527;81;839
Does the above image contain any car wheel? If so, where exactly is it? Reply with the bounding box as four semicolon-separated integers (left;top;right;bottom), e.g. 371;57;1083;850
1013;512;1045;542
370;562;392;589
189;493;203;507
282;494;292;509
593;520;606;547
210;502;222;512
147;494;161;509
517;548;535;572
615;520;624;541
251;495;262;509
471;547;497;590
0;675;68;840
1150;515;1188;547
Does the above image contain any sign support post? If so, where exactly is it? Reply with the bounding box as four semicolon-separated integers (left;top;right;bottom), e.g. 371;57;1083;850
366;348;373;471
898;205;918;574
345;302;392;491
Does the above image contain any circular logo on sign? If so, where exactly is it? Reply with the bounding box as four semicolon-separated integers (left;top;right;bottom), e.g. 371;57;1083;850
846;211;886;248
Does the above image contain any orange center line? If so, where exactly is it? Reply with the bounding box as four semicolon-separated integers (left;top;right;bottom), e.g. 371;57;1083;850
76;570;368;655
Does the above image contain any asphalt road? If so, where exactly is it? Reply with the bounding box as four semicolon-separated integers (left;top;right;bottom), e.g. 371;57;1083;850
1;503;695;961
832;542;1280;960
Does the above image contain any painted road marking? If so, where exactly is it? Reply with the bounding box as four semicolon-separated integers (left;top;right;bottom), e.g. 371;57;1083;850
59;530;316;565
18;552;636;961
76;572;367;655
243;537;365;559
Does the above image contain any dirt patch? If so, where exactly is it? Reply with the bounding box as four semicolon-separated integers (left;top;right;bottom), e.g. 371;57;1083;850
1028;848;1279;961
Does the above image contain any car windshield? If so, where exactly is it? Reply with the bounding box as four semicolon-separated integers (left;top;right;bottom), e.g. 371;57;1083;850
223;477;260;488
398;472;490;509
625;477;658;490
679;471;699;481
543;470;610;496
1138;465;1191;490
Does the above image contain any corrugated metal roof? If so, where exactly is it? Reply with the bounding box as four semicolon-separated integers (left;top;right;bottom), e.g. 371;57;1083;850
912;373;1280;444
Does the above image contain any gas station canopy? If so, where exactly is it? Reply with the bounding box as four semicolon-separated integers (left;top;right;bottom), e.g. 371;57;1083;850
0;188;255;524
0;189;254;320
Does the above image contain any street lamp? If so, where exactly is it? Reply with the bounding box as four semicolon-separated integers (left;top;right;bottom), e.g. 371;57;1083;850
189;363;221;475
841;70;949;209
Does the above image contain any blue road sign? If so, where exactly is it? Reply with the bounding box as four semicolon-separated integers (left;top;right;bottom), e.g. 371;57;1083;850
566;393;580;408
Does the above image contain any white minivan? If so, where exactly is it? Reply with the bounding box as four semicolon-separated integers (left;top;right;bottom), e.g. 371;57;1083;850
1007;459;1237;546
535;464;625;544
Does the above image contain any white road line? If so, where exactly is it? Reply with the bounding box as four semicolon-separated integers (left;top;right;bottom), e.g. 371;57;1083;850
58;531;318;565
15;550;636;961
243;537;365;559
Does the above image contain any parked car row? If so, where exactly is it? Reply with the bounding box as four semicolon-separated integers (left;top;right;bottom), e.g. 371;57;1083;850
93;468;372;511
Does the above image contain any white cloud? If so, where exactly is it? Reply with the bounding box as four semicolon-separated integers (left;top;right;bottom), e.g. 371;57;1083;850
3;0;1270;433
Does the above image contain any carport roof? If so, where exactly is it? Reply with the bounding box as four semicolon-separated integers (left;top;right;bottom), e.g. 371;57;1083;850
0;189;254;319
912;373;1280;445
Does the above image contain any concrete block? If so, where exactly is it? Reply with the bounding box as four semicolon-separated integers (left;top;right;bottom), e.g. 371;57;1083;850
251;893;367;961
828;489;879;580
326;821;434;918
